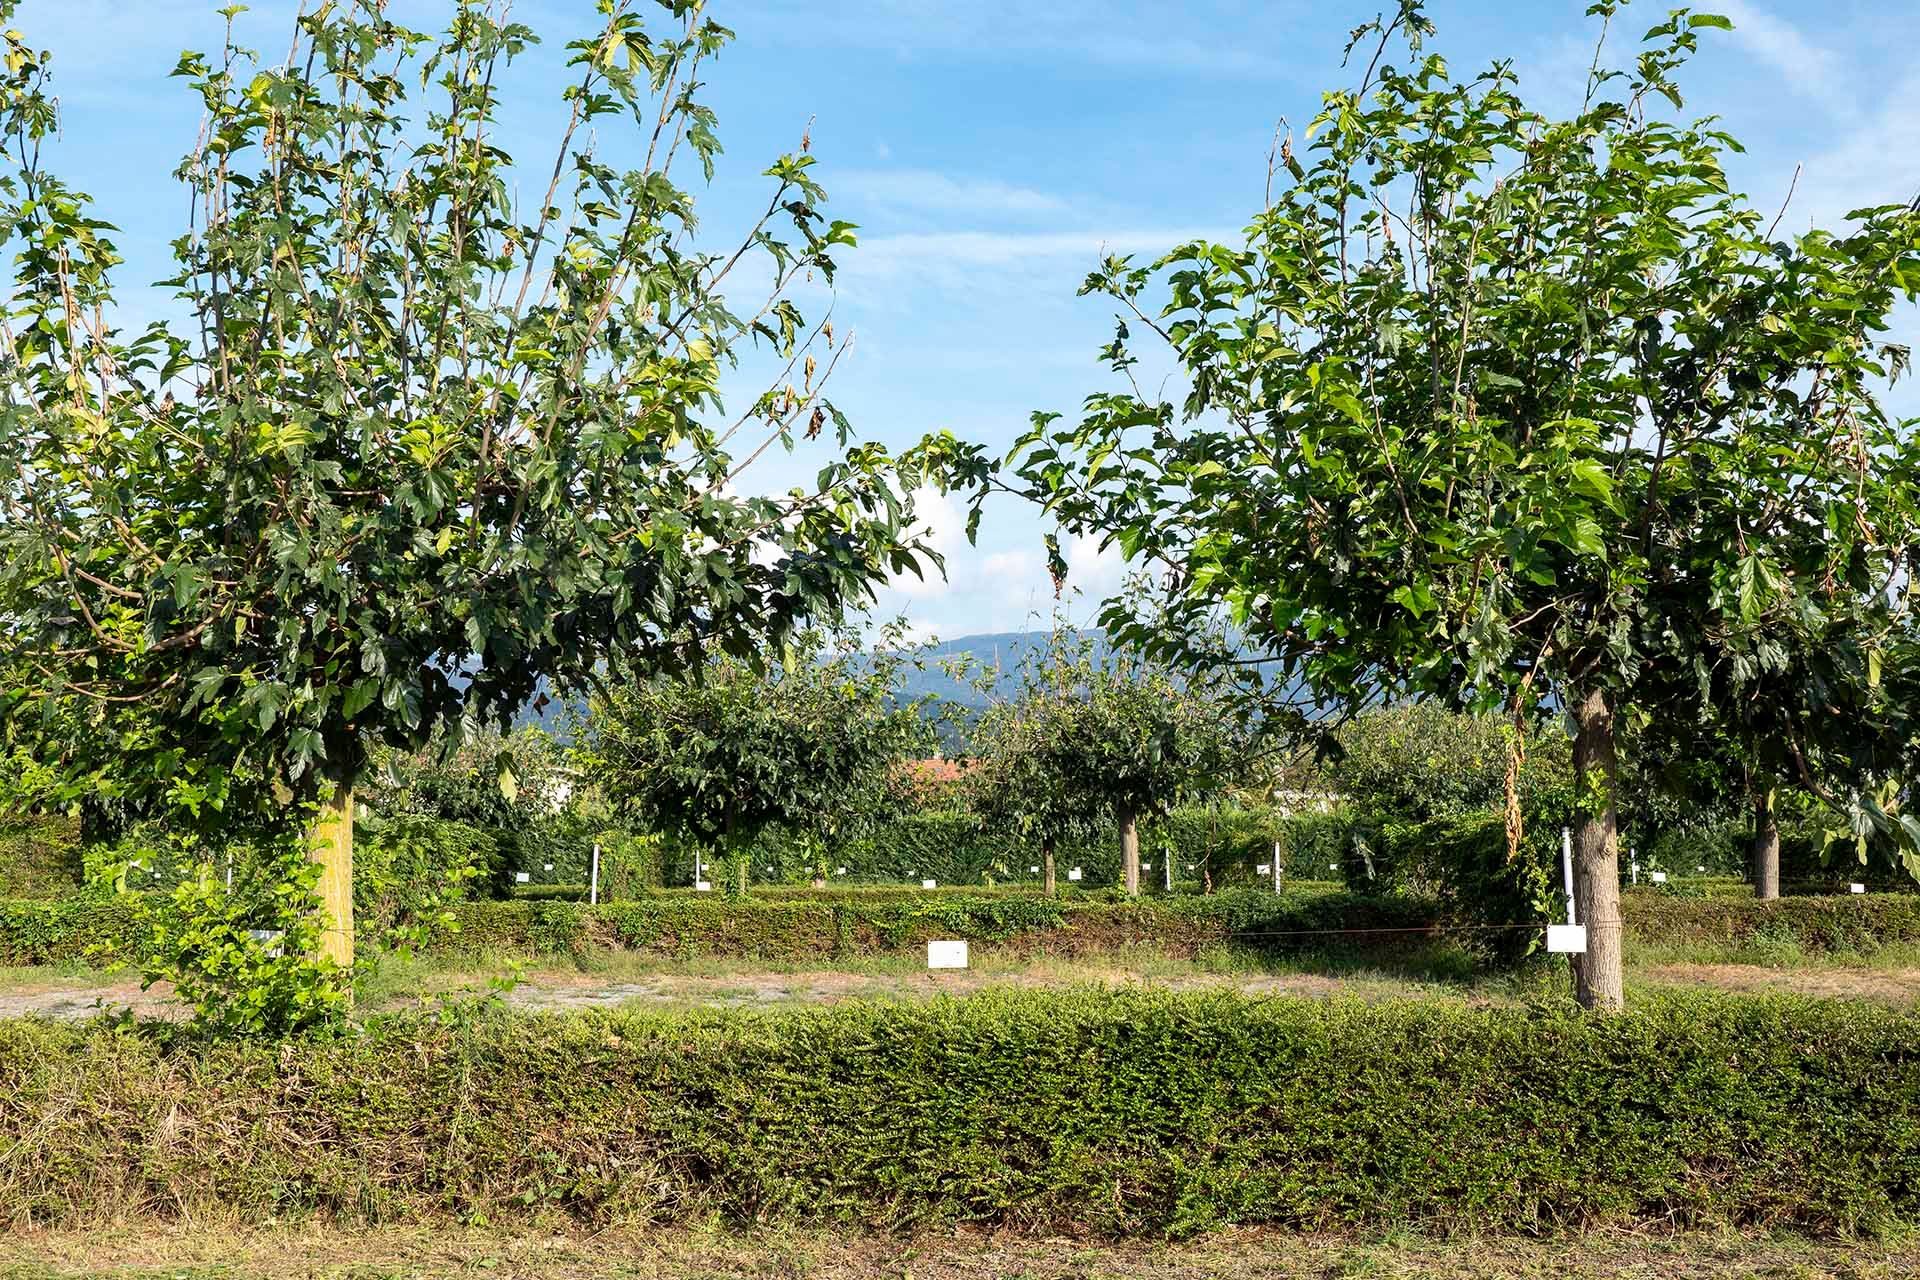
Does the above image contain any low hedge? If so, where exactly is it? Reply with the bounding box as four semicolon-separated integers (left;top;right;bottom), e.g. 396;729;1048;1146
0;990;1914;1234
1624;890;1920;951
7;886;1920;968
432;888;1439;962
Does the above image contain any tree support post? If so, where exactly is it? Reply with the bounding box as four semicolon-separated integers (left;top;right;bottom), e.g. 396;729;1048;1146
312;784;354;969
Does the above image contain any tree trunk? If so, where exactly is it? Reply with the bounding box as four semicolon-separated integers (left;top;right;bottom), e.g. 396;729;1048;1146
1118;800;1140;896
1042;841;1057;897
1750;785;1780;900
312;784;354;969
1570;687;1624;1011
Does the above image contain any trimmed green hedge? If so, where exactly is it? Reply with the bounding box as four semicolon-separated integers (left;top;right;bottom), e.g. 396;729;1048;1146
8;885;1920;968
0;990;1915;1234
1624;890;1920;951
433;888;1438;962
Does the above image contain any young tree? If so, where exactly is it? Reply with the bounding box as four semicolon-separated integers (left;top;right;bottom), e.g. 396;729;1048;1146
1001;4;1920;1005
966;628;1245;896
575;626;930;892
0;4;969;968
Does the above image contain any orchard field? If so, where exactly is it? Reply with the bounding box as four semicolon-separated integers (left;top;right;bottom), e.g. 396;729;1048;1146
5;0;1920;1277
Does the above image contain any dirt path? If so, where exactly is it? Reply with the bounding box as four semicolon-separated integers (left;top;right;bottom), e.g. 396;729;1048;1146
492;966;1355;1013
2;962;1916;1022
1640;962;1920;1004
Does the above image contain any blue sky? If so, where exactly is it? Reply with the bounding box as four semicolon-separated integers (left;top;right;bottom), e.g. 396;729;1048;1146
15;0;1920;642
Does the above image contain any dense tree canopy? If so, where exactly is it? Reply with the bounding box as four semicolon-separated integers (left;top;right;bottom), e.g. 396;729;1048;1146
1001;3;1920;1004
576;626;931;890
0;0;966;823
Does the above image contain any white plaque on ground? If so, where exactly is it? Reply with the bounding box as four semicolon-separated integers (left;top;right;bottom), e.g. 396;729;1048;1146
1068;867;1083;882
1851;883;1866;894
927;940;969;969
694;880;712;892
1546;924;1588;954
514;871;530;884
1651;871;1668;883
921;879;937;889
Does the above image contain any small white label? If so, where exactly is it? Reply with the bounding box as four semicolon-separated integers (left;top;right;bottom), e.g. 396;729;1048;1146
1068;867;1083;882
1546;924;1588;954
1651;871;1668;883
514;871;530;884
1850;883;1867;894
1696;865;1706;873
927;940;969;969
836;866;848;875
1029;866;1040;873
1329;863;1339;871
544;862;554;872
1256;864;1270;874
921;879;937;889
1142;862;1152;870
694;880;712;892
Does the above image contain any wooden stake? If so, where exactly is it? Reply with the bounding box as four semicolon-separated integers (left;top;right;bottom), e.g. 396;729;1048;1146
312;784;354;968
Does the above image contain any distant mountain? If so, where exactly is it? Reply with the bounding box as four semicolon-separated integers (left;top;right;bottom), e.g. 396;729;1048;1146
512;628;1116;744
887;629;1107;709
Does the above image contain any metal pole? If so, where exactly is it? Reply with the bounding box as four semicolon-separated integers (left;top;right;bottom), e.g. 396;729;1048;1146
1271;839;1283;894
1629;846;1637;886
589;842;600;906
1560;826;1578;925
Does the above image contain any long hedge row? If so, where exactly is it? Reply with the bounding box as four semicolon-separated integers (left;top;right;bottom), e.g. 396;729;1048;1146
6;885;1920;968
0;990;1915;1234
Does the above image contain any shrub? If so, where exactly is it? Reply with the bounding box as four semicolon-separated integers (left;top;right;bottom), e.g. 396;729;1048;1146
0;812;81;897
352;814;491;950
0;991;1914;1234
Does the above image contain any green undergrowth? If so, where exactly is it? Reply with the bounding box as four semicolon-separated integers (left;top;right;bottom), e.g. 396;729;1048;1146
0;989;1915;1237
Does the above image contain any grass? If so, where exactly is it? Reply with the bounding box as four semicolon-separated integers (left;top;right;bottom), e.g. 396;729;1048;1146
2;1224;1916;1279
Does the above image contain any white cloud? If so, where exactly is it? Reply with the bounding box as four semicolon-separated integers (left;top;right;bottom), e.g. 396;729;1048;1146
892;484;964;599
1717;0;1854;121
835;169;1067;217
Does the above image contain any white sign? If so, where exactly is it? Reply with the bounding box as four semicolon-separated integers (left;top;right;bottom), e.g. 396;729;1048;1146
1186;863;1196;871
1142;862;1152;870
1850;883;1867;894
514;871;530;884
836;866;848;875
1329;863;1339;871
1650;871;1668;883
1696;865;1706;873
921;879;938;889
1546;924;1588;954
1068;867;1083;882
1029;866;1040;874
927;940;969;969
694;880;712;892
544;862;554;872
1256;864;1270;874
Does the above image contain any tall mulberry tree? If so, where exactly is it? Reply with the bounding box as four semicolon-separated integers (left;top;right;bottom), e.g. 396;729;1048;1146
1005;3;1920;1007
0;1;971;967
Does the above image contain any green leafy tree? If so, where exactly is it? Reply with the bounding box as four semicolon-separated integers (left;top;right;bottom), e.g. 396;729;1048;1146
965;627;1247;896
575;625;932;892
1001;3;1920;1006
0;3;969;973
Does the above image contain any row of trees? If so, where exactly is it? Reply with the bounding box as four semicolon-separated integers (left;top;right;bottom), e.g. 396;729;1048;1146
5;0;1918;1027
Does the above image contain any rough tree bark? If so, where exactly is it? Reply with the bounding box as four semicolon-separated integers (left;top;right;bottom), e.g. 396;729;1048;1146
312;784;354;968
1750;784;1781;900
1570;687;1624;1011
1042;840;1057;897
1118;800;1140;896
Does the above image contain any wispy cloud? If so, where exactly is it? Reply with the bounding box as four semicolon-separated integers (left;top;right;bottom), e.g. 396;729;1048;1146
834;168;1068;217
1716;0;1855;121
